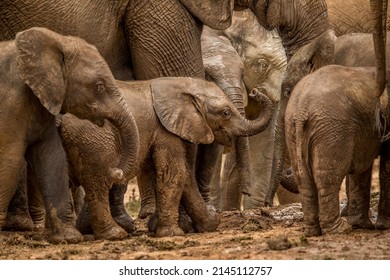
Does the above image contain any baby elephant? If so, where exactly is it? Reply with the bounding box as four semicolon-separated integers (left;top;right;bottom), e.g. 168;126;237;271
0;27;138;243
59;77;274;240
285;65;390;236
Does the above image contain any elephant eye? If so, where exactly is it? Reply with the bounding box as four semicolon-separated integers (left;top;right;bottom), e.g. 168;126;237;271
257;59;269;72
221;109;231;120
96;82;105;94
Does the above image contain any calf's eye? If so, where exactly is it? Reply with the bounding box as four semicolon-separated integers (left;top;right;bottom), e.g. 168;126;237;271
96;82;105;94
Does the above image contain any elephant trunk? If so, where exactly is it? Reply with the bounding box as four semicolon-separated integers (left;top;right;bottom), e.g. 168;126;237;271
370;0;387;98
107;96;139;179
224;86;252;196
233;89;273;137
264;88;288;206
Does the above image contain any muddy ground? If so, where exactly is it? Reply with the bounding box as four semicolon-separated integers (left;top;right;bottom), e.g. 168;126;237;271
1;190;390;260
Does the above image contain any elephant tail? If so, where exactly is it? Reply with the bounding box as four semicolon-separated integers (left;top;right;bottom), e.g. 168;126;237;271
294;112;313;190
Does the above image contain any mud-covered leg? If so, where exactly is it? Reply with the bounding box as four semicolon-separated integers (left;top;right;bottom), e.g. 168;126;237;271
137;158;156;219
377;143;390;229
316;169;351;235
82;177;128;240
27;163;46;230
347;168;374;229
152;140;185;237
4;161;34;231
110;183;135;233
196;142;223;203
26;129;82;244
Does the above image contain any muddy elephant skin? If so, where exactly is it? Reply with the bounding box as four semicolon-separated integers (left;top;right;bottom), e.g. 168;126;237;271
59;77;274;239
0;27;138;244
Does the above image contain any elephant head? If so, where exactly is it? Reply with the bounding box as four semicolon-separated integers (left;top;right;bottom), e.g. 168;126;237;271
235;0;330;59
150;77;274;145
15;27;139;177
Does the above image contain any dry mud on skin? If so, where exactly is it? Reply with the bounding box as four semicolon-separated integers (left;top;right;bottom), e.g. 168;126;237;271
1;193;390;260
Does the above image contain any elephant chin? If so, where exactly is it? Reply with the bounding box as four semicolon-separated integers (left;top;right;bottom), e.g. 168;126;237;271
213;130;232;147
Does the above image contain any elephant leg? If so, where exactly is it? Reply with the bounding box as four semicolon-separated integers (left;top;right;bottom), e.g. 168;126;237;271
3;161;34;231
196;142;223;203
221;149;242;210
137;158;156;219
27;163;46;230
81;177;128;240
26;131;82;244
0;143;27;230
346;168;374;229
181;174;220;233
313;154;352;235
288;136;320;236
209;152;222;209
377;144;390;229
152;143;185;237
109;183;135;233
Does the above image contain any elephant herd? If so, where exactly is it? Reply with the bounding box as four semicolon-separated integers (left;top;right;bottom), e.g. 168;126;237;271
0;0;390;244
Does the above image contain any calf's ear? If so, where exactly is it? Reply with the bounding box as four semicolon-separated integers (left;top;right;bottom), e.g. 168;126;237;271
151;77;214;144
16;27;66;115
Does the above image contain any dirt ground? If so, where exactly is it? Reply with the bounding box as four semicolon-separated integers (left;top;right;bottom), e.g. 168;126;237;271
1;182;390;260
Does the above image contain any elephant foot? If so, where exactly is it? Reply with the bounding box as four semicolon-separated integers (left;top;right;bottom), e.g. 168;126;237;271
138;203;156;219
48;223;83;244
194;204;220;233
3;212;34;232
94;224;129;240
76;206;93;234
113;213;136;233
178;207;195;233
304;226;322;237
347;215;374;230
322;218;352;235
155;225;185;237
375;216;390;230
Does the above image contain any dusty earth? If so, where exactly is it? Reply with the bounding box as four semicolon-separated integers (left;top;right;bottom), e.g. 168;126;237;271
1;188;390;260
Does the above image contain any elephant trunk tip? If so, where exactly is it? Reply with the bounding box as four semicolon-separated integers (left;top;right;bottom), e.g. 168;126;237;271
109;168;124;184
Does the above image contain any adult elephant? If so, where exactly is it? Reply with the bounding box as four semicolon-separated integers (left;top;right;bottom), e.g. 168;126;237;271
0;0;237;228
326;0;390;36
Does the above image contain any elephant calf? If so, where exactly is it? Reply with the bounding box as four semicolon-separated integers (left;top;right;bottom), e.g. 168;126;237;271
0;27;138;243
59;77;274;240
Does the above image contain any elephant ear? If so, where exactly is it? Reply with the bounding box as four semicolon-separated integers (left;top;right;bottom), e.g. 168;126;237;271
179;0;234;30
16;27;66;115
151;78;214;144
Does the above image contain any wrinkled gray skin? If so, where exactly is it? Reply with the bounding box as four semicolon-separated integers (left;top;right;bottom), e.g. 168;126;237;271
202;9;288;210
58;77;274;239
0;27;138;244
0;0;239;230
285;0;390;236
326;0;390;36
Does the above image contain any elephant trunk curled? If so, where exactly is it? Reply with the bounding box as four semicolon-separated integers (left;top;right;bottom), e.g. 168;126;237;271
233;89;274;137
106;96;139;180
